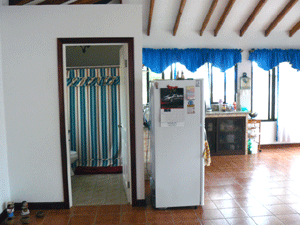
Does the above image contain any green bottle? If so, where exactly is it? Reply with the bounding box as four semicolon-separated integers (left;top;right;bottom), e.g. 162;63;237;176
247;139;252;154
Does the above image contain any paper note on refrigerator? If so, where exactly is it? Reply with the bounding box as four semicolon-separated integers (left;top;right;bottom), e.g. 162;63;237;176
187;100;195;114
186;86;195;100
160;108;184;127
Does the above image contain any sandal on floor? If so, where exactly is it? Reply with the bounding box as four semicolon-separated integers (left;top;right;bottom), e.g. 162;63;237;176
20;216;30;224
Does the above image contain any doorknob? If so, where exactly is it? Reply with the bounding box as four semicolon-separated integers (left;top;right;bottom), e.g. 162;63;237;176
118;124;123;128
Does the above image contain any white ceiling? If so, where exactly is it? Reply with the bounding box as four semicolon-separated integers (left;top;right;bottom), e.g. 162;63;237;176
123;0;300;38
18;0;300;38
14;0;300;49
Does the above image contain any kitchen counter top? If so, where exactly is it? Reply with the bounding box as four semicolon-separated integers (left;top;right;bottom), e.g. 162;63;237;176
206;111;249;118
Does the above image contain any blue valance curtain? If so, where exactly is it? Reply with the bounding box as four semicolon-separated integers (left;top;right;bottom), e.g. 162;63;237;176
67;68;120;167
249;49;300;71
67;76;120;87
143;48;242;73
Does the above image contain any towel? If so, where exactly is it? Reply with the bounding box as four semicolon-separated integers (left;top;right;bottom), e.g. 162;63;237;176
204;140;211;166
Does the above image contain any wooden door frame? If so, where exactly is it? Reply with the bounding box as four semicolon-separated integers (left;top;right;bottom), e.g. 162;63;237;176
57;37;137;207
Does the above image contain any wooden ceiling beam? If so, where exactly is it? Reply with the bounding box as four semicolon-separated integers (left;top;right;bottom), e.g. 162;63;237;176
38;0;69;5
200;0;218;36
70;0;111;4
265;0;298;37
173;0;187;36
147;0;155;36
240;0;267;37
289;20;300;37
71;0;94;3
10;0;34;5
214;0;236;37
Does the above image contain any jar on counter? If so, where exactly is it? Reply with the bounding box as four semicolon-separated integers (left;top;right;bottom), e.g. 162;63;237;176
222;103;227;112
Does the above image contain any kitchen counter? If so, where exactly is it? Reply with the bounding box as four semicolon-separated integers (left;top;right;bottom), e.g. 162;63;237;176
205;111;249;155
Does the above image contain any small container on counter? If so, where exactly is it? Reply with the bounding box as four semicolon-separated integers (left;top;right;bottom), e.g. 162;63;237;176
233;102;237;111
219;99;223;112
222;103;227;112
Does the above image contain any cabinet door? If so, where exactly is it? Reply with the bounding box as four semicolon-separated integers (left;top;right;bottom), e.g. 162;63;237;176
217;117;245;155
205;118;217;154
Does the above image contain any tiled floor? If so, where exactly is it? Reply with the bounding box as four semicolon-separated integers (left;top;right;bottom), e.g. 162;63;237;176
3;147;300;224
72;174;128;206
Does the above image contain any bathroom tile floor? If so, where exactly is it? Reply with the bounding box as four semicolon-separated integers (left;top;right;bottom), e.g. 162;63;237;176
71;174;128;206
3;147;300;224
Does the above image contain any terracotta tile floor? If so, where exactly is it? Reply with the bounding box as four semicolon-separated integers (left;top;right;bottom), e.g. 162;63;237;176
3;147;300;225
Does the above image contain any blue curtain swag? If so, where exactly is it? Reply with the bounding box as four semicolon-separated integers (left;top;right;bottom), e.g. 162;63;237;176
143;48;242;73
67;76;120;87
249;49;300;71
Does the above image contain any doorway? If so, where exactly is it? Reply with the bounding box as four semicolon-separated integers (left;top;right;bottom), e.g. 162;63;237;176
57;38;137;208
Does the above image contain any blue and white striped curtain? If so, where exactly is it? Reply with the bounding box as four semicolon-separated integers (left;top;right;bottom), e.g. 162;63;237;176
67;68;121;167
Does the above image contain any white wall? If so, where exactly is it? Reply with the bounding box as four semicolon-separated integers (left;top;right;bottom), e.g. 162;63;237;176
66;45;122;67
0;22;11;212
0;5;144;203
261;122;277;145
1;0;8;5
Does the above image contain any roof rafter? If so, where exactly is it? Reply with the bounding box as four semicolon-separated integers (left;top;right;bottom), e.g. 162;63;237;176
173;0;187;36
265;0;298;37
200;0;218;36
214;0;236;37
70;0;96;4
147;0;155;36
70;0;111;4
239;0;267;37
289;20;300;37
11;0;34;5
38;0;69;5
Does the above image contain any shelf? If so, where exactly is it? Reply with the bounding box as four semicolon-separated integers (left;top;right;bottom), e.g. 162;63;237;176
248;135;258;138
248;119;261;151
219;131;240;133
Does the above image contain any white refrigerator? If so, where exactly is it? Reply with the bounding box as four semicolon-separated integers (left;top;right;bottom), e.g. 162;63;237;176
149;79;205;209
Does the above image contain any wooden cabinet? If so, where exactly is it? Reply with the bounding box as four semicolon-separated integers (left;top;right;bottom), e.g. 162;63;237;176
205;116;246;156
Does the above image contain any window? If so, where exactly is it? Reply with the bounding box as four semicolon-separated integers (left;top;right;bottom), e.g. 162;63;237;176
142;63;237;107
251;62;277;121
211;65;236;104
277;62;300;142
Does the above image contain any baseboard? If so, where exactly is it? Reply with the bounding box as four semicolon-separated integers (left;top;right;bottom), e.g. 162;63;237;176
260;143;300;149
14;202;68;211
135;200;147;207
75;166;122;175
0;209;7;224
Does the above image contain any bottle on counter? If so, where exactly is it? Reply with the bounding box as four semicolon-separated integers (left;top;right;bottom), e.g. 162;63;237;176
233;102;237;111
219;99;222;112
222;103;227;112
